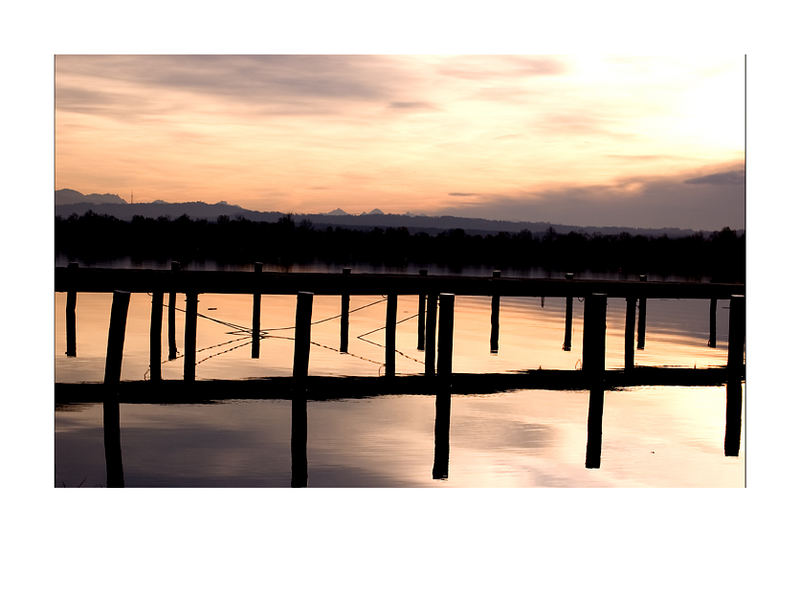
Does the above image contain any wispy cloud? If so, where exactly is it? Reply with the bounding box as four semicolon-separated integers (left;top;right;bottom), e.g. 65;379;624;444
684;169;745;185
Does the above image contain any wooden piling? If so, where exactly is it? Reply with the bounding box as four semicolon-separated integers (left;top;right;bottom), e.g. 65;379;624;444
65;262;78;357
727;295;745;378
291;291;313;487
251;262;262;359
103;290;131;385
417;269;427;351
724;379;743;457
184;292;198;382
293;292;314;380
585;385;605;469
385;293;397;377
425;292;438;377
340;268;351;353
437;294;455;379
624;296;636;372
490;270;501;353
708;297;717;348
582;293;608;377
168;261;180;360
563;272;574;351
637;274;647;350
149;291;163;382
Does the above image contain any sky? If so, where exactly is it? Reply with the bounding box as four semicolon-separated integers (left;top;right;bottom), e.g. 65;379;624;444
55;54;744;229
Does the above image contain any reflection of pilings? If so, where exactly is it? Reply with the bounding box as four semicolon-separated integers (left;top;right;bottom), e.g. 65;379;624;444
149;291;163;382
433;294;455;480
292;291;313;488
624;297;636;372
424;293;438;377
417;269;427;351
581;293;607;377
167;261;180;360
385;293;397;377
708;297;717;348
65;262;78;357
184;292;198;382
563;272;574;351
103;394;125;488
251;262;262;359
103;290;129;488
104;291;131;385
724;295;745;457
432;385;452;480
340;268;351;353
490;270;500;353
724;381;743;457
637;274;647;350
585;384;605;469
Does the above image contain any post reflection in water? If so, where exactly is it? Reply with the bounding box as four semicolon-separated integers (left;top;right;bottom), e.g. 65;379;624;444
724;381;743;457
432;387;452;480
103;394;125;488
585;385;605;469
291;390;308;487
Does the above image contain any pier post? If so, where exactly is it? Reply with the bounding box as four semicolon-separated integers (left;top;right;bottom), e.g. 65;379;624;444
168;261;180;360
103;292;127;487
708;297;717;348
437;294;455;379
183;292;198;382
417;269;427;351
103;290;131;385
340;268;351;353
726;295;745;377
637;274;647;350
563;272;574;351
432;294;455;480
251;262;262;358
291;291;313;487
425;292;438;377
385;293;397;377
624;296;636;372
149;291;163;382
724;295;745;456
65;262;78;357
293;292;314;380
582;293;608;377
490;270;501;353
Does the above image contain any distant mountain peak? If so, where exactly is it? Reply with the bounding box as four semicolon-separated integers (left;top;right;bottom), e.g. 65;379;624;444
368;208;384;215
327;208;349;216
55;188;127;206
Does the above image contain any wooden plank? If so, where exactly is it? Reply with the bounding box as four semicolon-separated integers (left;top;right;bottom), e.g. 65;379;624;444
184;292;198;382
425;293;438;377
490;270;500;353
251;262;262;359
385;293;397;377
293;292;314;380
65;262;78;357
55;266;744;299
417;269;427;350
340;268;351;353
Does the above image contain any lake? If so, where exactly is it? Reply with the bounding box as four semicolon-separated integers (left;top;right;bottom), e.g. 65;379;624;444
54;263;744;487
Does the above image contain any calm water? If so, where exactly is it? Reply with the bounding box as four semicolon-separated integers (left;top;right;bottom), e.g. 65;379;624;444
54;267;744;487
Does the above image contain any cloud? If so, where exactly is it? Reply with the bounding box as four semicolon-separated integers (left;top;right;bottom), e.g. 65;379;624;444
437;55;567;79
435;163;745;230
388;101;438;110
448;192;479;197
684;169;745;185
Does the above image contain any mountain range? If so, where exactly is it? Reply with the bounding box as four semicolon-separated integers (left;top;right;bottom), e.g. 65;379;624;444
54;188;714;237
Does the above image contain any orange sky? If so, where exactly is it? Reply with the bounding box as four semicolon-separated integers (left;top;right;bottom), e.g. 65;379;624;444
55;55;744;228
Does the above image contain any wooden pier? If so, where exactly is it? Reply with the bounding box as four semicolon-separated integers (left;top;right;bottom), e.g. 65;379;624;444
55;265;745;486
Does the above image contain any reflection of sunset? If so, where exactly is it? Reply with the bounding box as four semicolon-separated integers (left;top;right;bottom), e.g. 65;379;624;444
55;55;744;228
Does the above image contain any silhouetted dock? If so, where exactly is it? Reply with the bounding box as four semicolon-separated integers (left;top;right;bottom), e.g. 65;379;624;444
55;264;745;486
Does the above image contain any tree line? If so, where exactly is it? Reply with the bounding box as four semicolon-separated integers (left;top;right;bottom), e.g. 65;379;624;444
55;211;745;281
